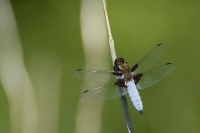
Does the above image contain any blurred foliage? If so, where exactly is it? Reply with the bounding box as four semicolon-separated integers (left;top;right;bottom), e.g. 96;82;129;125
0;0;199;133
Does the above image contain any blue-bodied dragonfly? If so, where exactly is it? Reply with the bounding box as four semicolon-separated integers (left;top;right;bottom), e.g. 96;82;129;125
73;43;176;114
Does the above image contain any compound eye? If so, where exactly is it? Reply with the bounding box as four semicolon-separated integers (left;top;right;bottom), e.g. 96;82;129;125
119;58;124;63
114;58;125;66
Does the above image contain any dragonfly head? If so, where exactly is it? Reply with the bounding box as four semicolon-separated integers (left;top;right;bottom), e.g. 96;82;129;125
114;58;125;66
114;58;125;68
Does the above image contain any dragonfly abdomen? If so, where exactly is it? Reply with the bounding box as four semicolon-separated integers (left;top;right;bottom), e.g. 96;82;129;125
126;81;143;114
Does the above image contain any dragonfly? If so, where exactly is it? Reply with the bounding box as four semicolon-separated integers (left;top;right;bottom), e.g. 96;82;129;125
73;43;176;114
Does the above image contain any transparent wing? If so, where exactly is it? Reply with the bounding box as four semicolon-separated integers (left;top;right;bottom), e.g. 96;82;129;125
131;43;166;74
73;69;115;82
81;84;127;100
135;63;176;89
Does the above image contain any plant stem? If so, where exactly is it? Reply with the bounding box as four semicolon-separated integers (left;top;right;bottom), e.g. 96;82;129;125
102;0;134;133
102;0;116;61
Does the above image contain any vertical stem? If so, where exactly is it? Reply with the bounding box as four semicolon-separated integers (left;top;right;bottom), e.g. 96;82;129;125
102;0;116;61
102;1;134;133
102;0;113;40
119;87;134;133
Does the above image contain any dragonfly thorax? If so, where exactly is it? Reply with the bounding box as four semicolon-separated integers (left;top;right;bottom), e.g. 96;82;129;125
118;62;133;83
123;72;133;83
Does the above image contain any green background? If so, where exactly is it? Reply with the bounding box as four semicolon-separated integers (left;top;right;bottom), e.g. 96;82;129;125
0;0;200;133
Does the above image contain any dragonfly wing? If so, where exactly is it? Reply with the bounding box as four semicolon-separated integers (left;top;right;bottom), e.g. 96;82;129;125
135;63;176;89
73;69;115;82
131;43;166;74
81;84;127;100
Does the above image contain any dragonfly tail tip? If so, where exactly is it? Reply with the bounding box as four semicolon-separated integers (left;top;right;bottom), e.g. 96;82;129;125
139;110;143;115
